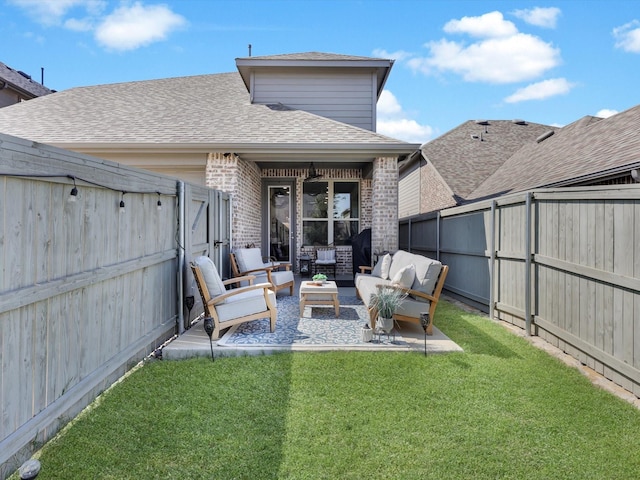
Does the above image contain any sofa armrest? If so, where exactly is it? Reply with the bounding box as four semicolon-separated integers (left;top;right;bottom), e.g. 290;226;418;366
359;265;373;274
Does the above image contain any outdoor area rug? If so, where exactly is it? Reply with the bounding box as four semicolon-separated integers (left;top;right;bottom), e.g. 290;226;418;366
217;295;410;349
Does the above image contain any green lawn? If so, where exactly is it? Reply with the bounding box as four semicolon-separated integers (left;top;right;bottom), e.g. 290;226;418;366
21;301;640;479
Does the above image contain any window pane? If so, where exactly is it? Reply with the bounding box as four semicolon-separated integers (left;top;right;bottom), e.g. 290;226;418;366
303;182;328;218
334;220;359;245
303;221;328;246
333;182;358;219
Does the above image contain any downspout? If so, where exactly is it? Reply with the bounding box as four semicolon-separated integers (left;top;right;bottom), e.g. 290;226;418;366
177;181;185;334
489;200;496;320
436;210;441;261
525;192;532;336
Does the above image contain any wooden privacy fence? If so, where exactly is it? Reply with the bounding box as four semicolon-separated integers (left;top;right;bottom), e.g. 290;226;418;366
0;134;229;479
400;185;640;397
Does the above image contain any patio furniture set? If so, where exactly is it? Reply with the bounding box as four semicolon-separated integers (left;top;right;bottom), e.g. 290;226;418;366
190;247;448;341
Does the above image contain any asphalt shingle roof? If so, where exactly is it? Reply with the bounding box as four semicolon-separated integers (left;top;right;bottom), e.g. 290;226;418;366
0;71;411;149
0;61;53;98
420;119;552;201
470;105;640;199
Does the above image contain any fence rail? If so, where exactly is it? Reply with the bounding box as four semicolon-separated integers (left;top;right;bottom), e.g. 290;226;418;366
400;185;640;397
0;134;226;479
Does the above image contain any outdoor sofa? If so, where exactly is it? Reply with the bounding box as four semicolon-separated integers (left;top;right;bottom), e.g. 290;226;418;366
355;250;448;335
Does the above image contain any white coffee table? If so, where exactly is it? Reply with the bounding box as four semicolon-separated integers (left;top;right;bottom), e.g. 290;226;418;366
299;280;340;317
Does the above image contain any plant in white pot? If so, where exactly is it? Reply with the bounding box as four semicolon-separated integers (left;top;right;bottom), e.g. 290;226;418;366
370;286;407;334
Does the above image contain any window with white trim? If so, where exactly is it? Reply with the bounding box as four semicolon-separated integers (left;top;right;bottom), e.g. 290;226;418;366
302;180;359;246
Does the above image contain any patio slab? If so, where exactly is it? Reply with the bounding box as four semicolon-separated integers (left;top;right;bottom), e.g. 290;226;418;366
162;277;463;359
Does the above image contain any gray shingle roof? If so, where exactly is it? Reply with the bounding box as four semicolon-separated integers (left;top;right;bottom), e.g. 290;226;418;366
0;61;53;98
470;106;640;199
419;119;552;201
236;52;388;62
0;71;413;152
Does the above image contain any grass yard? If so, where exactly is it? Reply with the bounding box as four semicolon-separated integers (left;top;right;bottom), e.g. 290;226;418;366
19;301;640;479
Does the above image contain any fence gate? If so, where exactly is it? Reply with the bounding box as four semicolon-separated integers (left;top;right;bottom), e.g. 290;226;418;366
183;184;231;330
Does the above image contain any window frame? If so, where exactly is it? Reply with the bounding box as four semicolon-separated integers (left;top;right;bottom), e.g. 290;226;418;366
302;179;360;246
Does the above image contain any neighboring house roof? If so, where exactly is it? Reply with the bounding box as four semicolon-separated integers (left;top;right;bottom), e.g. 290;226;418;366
406;119;551;202
0;61;53;98
235;52;393;98
0;71;416;162
470;105;640;199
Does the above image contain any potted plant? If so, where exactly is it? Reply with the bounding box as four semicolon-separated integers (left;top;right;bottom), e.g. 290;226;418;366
312;273;327;284
370;286;407;334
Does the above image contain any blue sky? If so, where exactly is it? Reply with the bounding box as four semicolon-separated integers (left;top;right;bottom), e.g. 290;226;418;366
2;0;639;144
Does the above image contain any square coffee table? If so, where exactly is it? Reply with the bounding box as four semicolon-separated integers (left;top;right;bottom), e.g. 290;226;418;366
299;280;340;317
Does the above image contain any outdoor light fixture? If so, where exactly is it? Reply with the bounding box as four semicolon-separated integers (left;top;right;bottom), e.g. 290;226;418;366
304;162;323;182
156;192;162;211
419;312;430;356
68;176;78;202
203;317;215;362
119;192;126;213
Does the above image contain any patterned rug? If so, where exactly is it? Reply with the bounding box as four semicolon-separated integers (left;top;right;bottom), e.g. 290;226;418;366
217;295;408;349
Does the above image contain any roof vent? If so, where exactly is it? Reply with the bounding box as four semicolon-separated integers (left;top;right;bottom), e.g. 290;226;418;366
475;120;489;125
513;119;527;125
536;130;555;143
17;70;31;80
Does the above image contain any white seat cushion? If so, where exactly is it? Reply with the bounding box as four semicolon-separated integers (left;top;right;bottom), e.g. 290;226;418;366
216;287;276;322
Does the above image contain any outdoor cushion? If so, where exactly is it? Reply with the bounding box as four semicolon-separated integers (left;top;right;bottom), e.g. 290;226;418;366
236;269;294;289
315;249;336;264
216;287;276;322
378;253;391;280
234;248;266;273
410;258;443;303
391;264;415;289
194;256;226;300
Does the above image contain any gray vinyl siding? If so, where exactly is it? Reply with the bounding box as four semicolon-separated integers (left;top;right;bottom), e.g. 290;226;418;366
251;69;376;131
399;167;420;218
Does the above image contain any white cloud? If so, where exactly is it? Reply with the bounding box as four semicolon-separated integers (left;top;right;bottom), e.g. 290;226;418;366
95;2;187;51
372;48;412;61
377;90;403;116
8;0;106;25
512;7;561;29
407;11;560;84
504;78;575;103
504;78;574;103
595;109;618;118
412;33;560;84
613;20;640;53
444;11;517;38
9;0;185;52
64;17;94;32
376;90;434;144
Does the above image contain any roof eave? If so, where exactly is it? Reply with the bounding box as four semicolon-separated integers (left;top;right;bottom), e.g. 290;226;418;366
54;141;419;159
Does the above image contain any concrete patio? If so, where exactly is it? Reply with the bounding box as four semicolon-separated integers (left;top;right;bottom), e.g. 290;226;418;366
162;275;463;359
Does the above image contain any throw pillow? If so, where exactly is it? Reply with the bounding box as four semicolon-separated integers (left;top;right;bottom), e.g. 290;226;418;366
391;264;415;289
379;253;392;280
371;256;384;277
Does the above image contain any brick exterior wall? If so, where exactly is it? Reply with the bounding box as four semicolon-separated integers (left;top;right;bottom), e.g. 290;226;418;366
371;156;398;257
206;159;398;275
206;153;262;249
